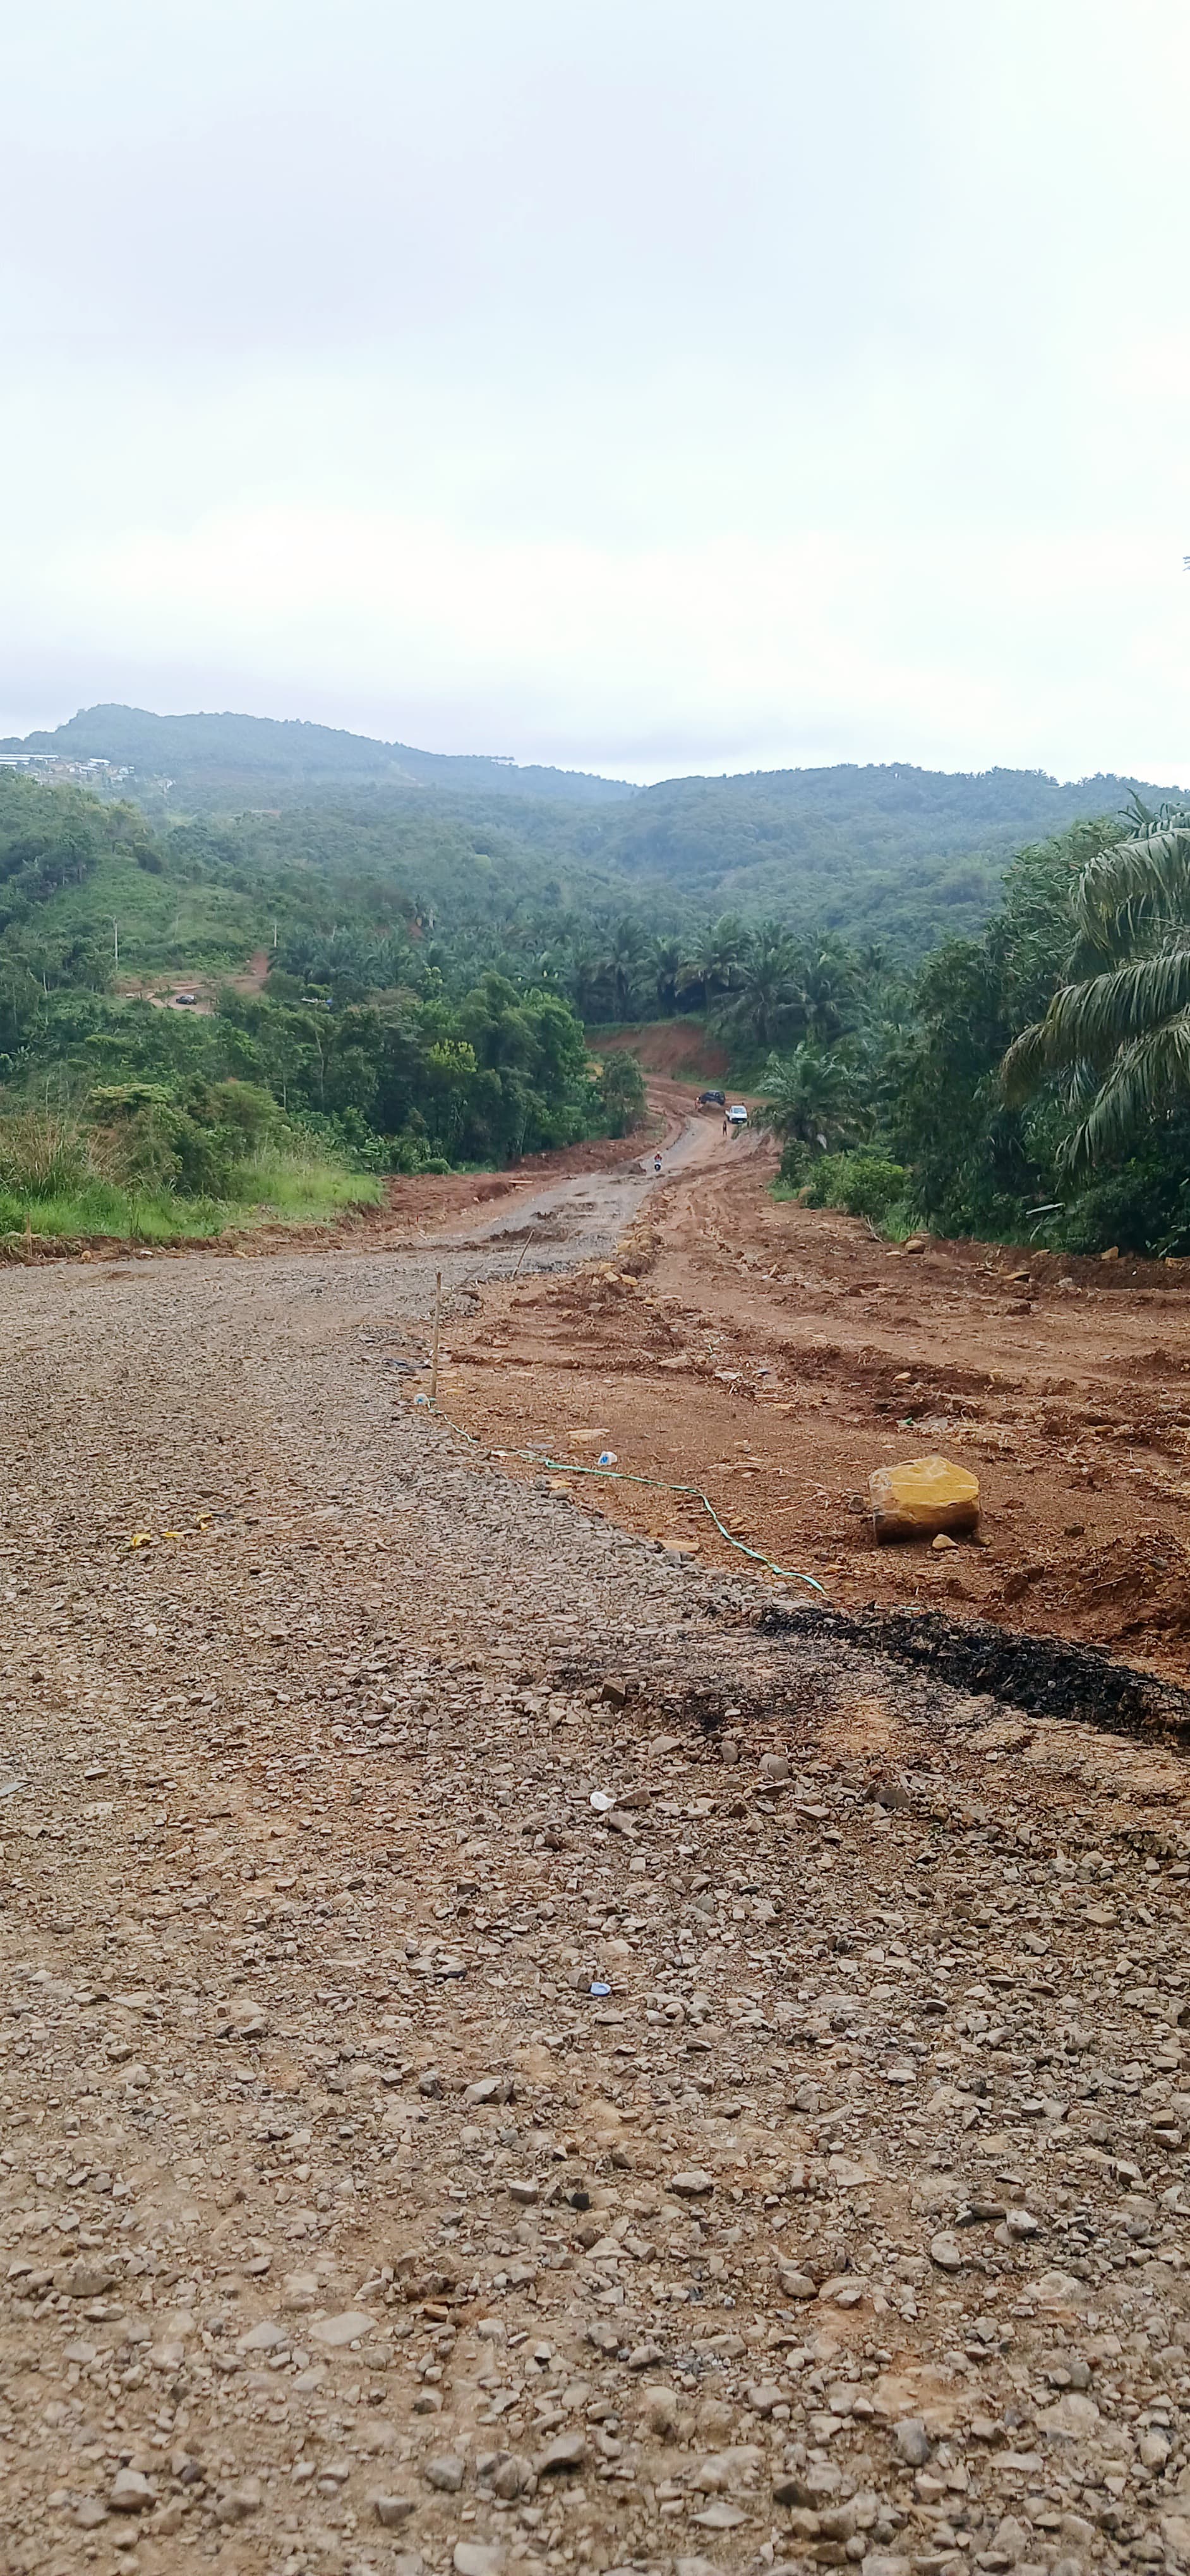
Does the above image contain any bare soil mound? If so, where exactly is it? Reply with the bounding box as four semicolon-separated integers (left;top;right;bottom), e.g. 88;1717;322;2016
591;1016;730;1077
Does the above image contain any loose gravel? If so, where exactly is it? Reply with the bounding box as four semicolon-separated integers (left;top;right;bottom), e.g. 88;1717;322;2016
3;1224;1190;2576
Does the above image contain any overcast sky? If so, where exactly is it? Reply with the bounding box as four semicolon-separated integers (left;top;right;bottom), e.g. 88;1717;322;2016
3;0;1189;782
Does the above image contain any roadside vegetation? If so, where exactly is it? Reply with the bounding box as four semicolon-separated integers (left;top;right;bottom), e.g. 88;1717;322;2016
757;799;1190;1256
0;1095;383;1248
0;772;650;1241
8;765;1190;1253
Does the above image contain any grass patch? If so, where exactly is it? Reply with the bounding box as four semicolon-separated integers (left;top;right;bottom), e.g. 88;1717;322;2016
0;1143;382;1248
224;1148;385;1222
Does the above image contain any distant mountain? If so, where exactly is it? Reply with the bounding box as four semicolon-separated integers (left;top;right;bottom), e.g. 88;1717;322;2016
584;761;1185;886
506;759;1190;950
4;705;1184;953
0;703;634;807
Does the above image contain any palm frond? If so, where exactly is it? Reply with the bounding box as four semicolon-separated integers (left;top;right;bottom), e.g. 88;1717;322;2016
1073;825;1190;950
1001;1016;1061;1102
1038;948;1190;1059
1061;1010;1190;1169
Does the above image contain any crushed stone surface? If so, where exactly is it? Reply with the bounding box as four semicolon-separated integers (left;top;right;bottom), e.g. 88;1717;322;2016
2;1208;1190;2576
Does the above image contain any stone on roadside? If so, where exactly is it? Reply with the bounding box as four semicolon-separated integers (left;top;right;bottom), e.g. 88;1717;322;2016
424;2455;466;2492
929;2229;966;2271
640;2385;681;2436
373;2494;416;2527
110;2469;153;2512
220;2478;263;2521
56;2260;117;2298
455;2548;503;2576
280;2271;320;2309
892;2418;930;2467
870;1454;980;1542
537;2430;587;2472
668;2168;714;2197
310;2310;374;2347
237;2317;287;2352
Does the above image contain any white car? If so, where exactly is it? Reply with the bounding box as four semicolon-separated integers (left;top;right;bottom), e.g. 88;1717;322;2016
727;1104;749;1126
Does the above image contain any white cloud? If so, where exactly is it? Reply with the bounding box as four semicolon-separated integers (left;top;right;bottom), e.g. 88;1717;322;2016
3;0;1189;780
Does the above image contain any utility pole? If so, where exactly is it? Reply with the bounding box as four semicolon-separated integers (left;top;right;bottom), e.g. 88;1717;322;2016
111;919;119;966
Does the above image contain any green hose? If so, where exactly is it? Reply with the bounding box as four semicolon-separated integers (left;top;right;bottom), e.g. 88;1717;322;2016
421;1402;827;1597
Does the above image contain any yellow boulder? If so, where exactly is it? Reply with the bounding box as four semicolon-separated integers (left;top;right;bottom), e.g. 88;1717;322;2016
870;1453;980;1543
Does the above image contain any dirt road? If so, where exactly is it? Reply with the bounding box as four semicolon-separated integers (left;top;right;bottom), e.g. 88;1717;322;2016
4;1111;1190;2576
446;1119;1190;1688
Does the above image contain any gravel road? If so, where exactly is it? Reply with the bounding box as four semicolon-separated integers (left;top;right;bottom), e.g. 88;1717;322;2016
3;1196;1190;2576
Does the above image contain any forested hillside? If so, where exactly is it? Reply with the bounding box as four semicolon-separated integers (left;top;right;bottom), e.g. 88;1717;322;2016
570;762;1179;945
9;754;1190;1257
0;704;632;807
0;772;646;1242
6;704;1183;953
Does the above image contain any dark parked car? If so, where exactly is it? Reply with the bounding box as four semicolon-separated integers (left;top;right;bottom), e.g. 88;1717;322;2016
697;1088;726;1107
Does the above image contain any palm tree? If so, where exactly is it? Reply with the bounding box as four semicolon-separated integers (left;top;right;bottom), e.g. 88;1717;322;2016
757;1042;863;1154
717;922;798;1053
563;939;603;1021
602;917;647;1020
649;935;684;1016
1002;802;1190;1166
678;914;747;1011
784;937;858;1047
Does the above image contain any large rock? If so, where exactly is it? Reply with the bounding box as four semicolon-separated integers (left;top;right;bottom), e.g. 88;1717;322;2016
870;1454;980;1542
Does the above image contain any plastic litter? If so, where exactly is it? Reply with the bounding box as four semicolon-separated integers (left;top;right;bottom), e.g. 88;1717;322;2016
589;1790;614;1813
589;1981;611;1998
596;1450;617;1467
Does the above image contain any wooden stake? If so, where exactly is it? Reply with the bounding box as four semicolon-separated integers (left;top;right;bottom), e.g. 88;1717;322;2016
429;1270;442;1407
511;1216;539;1280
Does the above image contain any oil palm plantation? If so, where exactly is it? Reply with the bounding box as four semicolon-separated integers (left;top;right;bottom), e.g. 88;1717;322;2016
648;934;685;1015
716;921;799;1052
1002;802;1190;1166
600;916;648;1020
677;914;747;1011
758;1041;864;1156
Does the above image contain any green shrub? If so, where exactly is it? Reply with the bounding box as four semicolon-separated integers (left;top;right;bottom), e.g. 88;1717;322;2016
1054;1145;1190;1256
800;1150;914;1227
